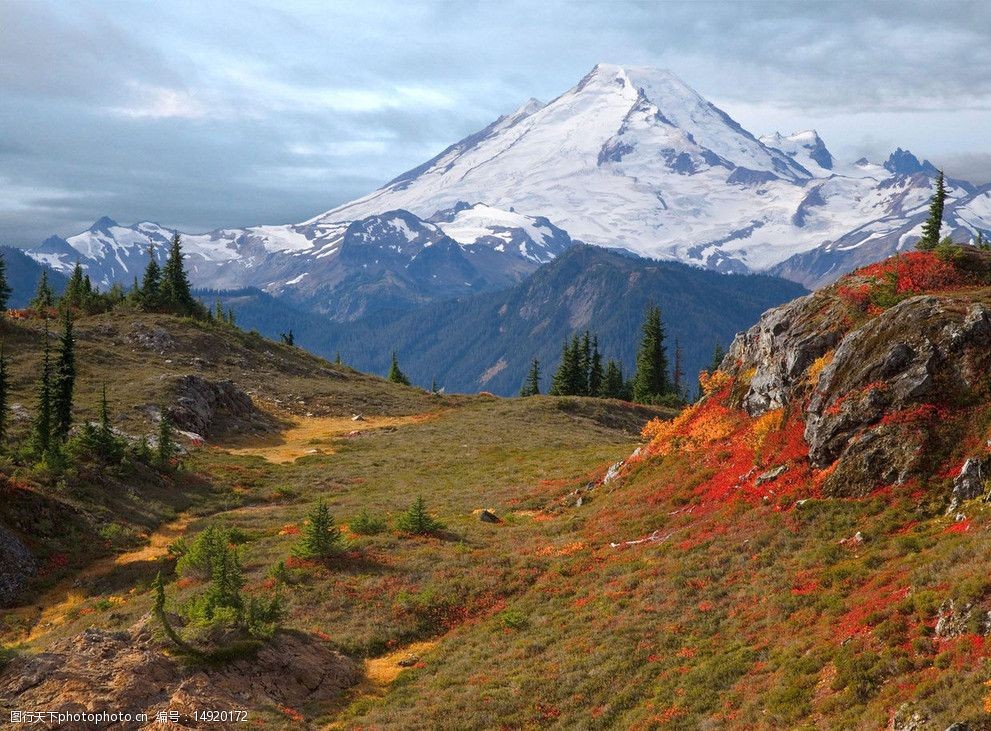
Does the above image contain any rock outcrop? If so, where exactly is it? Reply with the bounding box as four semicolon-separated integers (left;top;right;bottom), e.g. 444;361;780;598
725;290;848;416
727;258;991;498
0;621;360;729
167;375;279;439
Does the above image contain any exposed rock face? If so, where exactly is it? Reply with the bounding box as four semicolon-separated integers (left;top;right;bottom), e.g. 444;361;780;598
728;285;991;497
0;621;359;729
724;291;846;416
805;298;991;495
167;375;278;439
0;525;35;607
934;599;991;639
950;458;988;513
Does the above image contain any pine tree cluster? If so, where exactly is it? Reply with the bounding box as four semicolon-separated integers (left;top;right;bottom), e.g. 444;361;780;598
548;331;627;399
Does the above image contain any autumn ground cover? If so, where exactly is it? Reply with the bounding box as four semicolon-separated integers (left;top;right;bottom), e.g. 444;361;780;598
6;251;991;728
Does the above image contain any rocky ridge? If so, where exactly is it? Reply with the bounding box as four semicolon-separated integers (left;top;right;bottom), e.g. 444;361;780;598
725;247;991;498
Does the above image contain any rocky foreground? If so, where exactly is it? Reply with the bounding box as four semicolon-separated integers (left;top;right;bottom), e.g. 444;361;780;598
1;620;358;730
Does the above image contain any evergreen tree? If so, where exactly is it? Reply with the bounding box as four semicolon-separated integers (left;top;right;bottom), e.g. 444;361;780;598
672;338;684;398
202;540;245;621
140;245;162;309
0;251;11;312
226;308;236;326
395;495;444;535
280;329;295;346
0;344;8;446
588;336;603;397
158;408;175;464
601;359;625;399
63;262;86;311
294;500;342;559
388;352;411;386
160;232;195;313
214;299;225;322
549;338;577;395
632;305;669;404
95;384;124;463
916;171;947;251
708;344;726;373
577;331;592;396
334;352;342;365
52;312;75;443
32;325;53;455
976;231;989;250
30;270;55;315
520;358;541;397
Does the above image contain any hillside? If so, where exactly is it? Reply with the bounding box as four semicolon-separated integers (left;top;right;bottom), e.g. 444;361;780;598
315;244;807;395
7;249;991;728
0;307;670;728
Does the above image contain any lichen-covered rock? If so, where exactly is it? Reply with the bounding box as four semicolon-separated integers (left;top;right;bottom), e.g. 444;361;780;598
949;458;988;513
167;375;278;439
803;297;991;495
724;291;846;416
726;280;991;498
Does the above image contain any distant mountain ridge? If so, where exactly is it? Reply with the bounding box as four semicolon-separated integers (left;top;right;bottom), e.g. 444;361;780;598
214;245;807;396
20;62;991;309
28;206;571;321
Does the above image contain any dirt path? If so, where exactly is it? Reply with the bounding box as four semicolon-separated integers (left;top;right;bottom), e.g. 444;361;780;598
324;639;440;728
8;514;192;643
223;413;441;464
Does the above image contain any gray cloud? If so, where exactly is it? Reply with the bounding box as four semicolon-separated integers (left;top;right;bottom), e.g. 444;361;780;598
1;0;989;245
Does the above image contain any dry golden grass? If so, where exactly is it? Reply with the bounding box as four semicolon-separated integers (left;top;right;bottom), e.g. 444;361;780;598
222;411;445;463
12;515;192;642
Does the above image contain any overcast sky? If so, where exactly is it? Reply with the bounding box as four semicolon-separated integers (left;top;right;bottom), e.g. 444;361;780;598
2;0;989;245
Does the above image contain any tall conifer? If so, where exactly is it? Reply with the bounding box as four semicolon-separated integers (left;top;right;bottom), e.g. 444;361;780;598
0;251;11;311
589;336;603;397
632;305;669;404
30;270;55;315
52;311;75;442
161;232;195;313
520;358;541;397
140;245;162;309
32;325;53;455
917;171;947;251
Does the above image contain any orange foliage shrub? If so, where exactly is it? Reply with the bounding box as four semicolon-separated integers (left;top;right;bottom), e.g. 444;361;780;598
749;408;784;456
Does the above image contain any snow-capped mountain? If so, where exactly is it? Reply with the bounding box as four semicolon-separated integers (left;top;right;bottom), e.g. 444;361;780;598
25;63;991;299
30;207;570;320
758;130;834;177
308;63;989;280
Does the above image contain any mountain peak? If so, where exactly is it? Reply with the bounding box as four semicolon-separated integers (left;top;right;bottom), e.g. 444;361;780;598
883;148;938;176
89;216;119;232
760;129;833;172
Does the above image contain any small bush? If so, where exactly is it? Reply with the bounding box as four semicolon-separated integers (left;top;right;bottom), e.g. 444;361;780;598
177;524;235;580
350;510;387;535
497;608;529;630
395;496;444;535
293;500;342;559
